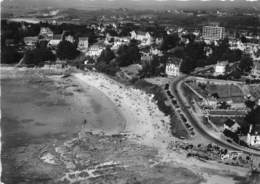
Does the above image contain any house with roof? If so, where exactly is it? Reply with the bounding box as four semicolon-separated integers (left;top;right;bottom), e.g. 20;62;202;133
105;34;130;49
48;34;62;48
39;27;54;40
24;36;38;47
165;57;182;77
223;119;240;133
86;44;105;57
130;31;153;45
78;37;89;51
61;31;76;44
247;124;260;147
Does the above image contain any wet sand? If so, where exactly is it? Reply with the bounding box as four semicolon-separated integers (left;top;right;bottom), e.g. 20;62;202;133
1;68;126;183
1;69;125;141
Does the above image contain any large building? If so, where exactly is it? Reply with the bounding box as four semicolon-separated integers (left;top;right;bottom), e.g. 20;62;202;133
202;25;225;41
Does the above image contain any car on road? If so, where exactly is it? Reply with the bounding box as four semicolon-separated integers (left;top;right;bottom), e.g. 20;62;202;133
180;114;187;122
164;84;169;90
172;100;177;105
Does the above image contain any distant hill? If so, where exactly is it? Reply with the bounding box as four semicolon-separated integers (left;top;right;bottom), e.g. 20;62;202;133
2;0;260;13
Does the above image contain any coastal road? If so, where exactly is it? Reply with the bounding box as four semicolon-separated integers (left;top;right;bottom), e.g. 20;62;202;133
169;75;260;157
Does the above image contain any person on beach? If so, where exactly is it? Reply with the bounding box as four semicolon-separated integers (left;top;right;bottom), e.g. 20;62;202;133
82;119;87;129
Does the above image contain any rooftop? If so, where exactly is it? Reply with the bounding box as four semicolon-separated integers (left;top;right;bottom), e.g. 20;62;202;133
224;119;237;127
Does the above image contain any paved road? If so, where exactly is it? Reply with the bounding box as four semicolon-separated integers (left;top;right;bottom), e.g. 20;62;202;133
170;75;260;157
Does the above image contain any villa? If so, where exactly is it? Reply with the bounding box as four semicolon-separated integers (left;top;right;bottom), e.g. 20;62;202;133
86;44;105;57
165;57;182;77
130;31;153;45
78;37;89;51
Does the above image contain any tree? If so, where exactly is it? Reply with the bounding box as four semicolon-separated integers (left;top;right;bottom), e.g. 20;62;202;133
245;100;256;110
240;36;248;43
180;57;195;74
97;47;115;64
1;47;22;64
160;33;180;51
239;55;253;73
116;40;141;67
226;49;242;63
95;60;119;76
182;33;196;43
140;56;164;77
184;41;206;62
56;40;80;60
245;106;260;125
23;47;56;66
229;68;242;79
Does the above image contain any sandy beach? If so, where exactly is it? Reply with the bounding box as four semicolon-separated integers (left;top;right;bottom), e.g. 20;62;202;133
75;72;173;147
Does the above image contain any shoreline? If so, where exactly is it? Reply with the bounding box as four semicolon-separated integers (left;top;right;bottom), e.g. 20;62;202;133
1;66;253;183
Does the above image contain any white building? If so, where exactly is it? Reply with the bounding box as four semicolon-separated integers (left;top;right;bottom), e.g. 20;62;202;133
247;124;260;146
86;44;105;57
48;34;62;48
130;31;153;45
166;63;180;77
201;97;218;109
202;25;225;41
24;36;38;47
214;61;228;76
105;34;130;50
78;37;89;51
165;58;182;77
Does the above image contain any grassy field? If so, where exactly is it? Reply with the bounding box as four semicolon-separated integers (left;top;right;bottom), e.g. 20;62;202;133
188;81;245;103
209;117;247;128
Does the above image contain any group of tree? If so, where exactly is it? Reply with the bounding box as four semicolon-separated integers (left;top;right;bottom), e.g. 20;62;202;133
1;46;23;64
95;46;119;75
245;106;260;126
95;39;141;75
115;39;141;67
56;40;80;60
140;56;165;77
22;41;56;66
160;33;180;51
176;37;244;74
